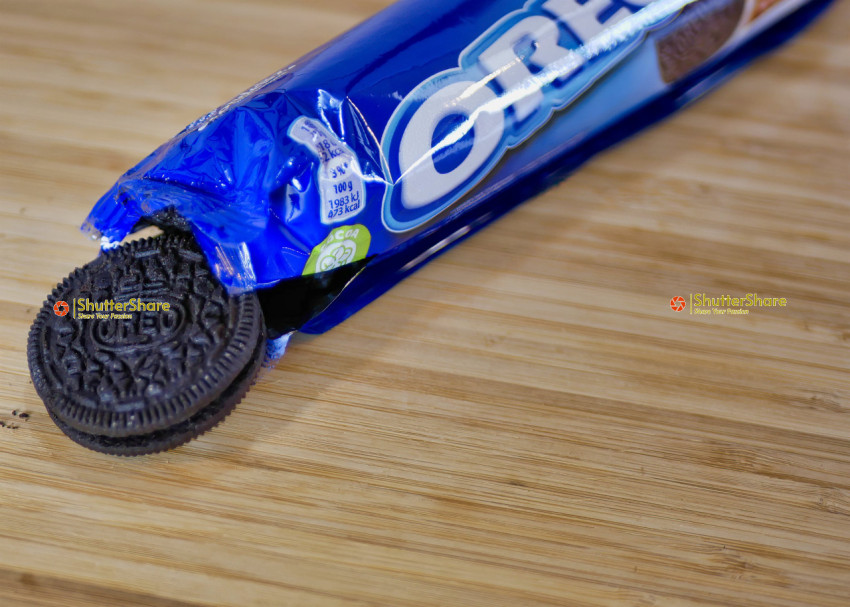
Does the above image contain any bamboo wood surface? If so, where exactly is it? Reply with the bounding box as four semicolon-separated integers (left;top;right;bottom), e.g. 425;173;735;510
1;1;849;605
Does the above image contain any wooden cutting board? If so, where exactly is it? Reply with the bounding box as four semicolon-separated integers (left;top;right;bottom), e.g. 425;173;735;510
1;1;848;605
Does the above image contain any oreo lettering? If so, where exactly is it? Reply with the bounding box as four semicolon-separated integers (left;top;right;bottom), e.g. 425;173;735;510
381;0;681;232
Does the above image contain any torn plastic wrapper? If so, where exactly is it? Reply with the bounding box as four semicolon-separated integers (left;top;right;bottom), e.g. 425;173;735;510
83;0;832;349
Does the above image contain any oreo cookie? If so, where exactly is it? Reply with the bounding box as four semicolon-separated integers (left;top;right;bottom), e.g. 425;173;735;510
656;0;746;84
27;233;265;455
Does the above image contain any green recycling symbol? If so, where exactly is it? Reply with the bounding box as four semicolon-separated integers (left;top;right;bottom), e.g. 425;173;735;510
303;224;371;275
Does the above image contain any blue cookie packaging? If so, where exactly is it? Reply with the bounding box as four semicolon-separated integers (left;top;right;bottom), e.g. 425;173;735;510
84;0;831;344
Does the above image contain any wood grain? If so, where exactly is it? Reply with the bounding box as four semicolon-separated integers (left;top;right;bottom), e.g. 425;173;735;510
1;1;848;605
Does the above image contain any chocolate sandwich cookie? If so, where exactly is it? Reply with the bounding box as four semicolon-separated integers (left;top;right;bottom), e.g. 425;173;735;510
27;233;265;455
656;0;746;84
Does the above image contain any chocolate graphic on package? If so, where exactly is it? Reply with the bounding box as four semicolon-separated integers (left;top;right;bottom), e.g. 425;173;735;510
656;0;746;83
27;234;265;455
